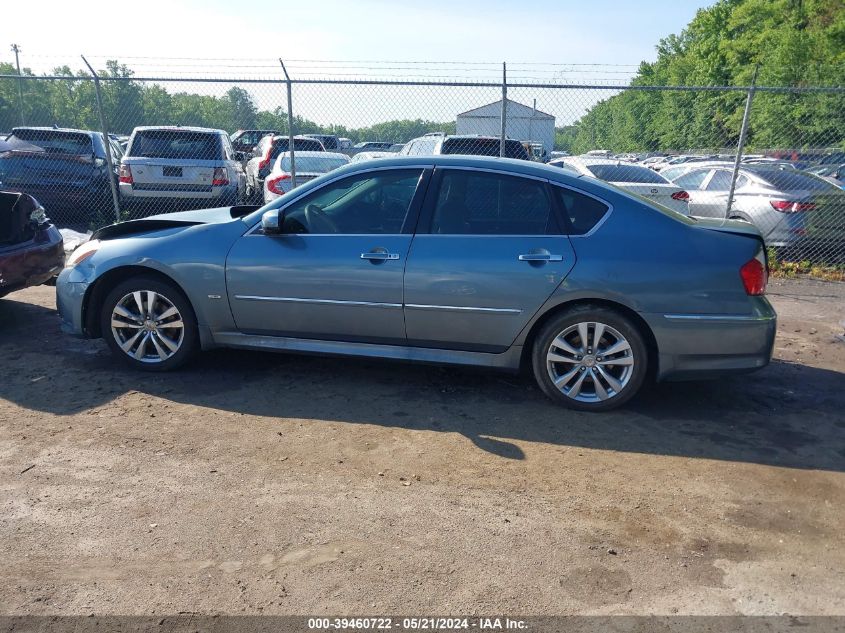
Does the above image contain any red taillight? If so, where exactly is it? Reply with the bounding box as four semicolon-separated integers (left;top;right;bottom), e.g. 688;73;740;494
266;173;291;195
770;200;816;213
258;143;273;170
671;190;690;201
212;167;229;186
740;253;768;296
118;164;133;184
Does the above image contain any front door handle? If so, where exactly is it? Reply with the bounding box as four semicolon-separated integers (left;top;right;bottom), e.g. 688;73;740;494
361;251;400;261
518;253;563;262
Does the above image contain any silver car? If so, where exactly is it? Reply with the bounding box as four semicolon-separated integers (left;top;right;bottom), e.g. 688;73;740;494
549;157;691;215
119;126;245;212
671;164;845;250
263;151;350;203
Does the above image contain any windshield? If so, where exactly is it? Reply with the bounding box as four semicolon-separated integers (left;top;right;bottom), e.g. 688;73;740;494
129;130;222;160
281;155;348;172
587;164;669;184
9;129;92;155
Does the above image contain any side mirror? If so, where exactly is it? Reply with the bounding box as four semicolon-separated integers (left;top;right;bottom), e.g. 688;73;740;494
234;151;246;162
261;209;285;235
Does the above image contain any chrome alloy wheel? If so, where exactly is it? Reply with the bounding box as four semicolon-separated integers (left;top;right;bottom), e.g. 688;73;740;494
545;321;635;403
110;290;185;364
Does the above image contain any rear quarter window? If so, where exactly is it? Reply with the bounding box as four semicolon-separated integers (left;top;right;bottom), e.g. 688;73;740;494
553;186;610;235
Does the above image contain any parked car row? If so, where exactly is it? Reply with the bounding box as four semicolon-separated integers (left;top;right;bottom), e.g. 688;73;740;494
545;152;845;256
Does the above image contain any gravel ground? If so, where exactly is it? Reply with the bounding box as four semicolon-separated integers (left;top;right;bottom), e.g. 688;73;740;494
0;279;843;616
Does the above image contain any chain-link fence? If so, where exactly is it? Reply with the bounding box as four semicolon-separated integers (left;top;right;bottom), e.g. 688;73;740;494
1;60;844;269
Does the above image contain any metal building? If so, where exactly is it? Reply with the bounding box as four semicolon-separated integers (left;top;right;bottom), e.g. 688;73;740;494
456;99;556;156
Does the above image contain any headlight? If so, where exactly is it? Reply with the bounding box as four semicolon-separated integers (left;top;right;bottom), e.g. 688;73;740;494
65;240;100;268
30;204;47;225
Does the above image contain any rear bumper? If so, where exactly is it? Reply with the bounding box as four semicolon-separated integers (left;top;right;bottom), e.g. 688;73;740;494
119;183;237;200
645;297;777;381
0;225;65;297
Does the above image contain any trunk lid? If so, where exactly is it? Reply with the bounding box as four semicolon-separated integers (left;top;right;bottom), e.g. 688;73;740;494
122;157;219;193
691;216;764;239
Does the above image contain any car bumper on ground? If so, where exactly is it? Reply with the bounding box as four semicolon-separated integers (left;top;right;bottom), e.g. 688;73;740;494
645;296;777;381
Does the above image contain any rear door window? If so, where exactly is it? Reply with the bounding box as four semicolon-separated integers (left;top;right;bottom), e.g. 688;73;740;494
429;170;554;235
705;170;733;191
673;169;709;190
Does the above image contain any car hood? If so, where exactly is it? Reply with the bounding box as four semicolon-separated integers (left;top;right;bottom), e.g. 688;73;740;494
92;205;260;241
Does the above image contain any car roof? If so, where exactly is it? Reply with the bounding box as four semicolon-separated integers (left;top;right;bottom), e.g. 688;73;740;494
278;151;348;159
565;157;645;167
132;126;226;135
12;126;97;136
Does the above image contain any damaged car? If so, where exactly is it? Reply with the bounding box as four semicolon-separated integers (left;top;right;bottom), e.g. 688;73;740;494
0;191;64;297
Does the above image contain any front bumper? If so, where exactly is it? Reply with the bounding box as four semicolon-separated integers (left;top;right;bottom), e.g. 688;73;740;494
645;296;777;381
56;267;91;337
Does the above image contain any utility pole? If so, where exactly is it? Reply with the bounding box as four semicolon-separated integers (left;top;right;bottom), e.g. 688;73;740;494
11;44;24;125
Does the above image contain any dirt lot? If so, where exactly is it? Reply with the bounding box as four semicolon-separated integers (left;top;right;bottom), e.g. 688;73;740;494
0;278;843;616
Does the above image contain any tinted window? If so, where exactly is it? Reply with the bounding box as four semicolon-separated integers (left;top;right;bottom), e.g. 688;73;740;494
279;169;422;235
280;155;348;172
430;170;552;235
271;138;324;158
673;169;709;190
9;129;92;155
586;164;669;184
129;130;222;160
306;135;339;150
553;186;610;235
440;138;529;160
755;170;836;191
705;170;733;191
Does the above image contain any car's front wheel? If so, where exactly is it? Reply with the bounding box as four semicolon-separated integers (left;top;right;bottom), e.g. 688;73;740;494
100;276;198;371
532;306;648;411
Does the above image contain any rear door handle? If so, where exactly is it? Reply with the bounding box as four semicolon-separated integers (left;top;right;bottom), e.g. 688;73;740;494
518;253;563;262
361;252;400;261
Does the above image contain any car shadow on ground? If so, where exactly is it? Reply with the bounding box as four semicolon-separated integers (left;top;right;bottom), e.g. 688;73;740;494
2;295;844;471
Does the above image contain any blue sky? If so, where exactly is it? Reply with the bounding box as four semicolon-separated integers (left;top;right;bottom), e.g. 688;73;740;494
4;0;715;127
7;0;713;70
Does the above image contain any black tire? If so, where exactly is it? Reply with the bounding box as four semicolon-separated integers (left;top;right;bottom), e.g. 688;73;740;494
100;275;198;371
531;305;648;412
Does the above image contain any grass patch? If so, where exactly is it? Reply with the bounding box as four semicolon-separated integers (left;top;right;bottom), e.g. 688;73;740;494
768;248;845;281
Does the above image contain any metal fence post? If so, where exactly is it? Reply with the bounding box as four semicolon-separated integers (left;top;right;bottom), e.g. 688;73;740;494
500;62;507;157
279;59;296;189
81;55;121;223
11;44;25;125
725;65;760;220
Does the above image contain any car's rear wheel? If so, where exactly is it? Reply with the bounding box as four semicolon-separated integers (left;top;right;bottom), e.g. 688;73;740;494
532;306;648;411
100;276;198;371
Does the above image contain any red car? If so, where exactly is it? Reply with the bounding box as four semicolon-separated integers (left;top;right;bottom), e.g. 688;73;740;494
0;191;64;297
